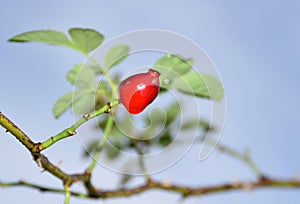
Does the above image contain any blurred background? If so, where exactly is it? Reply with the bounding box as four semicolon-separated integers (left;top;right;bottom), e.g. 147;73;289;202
1;0;300;203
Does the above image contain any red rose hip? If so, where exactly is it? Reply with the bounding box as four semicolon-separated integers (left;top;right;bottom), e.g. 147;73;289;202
118;69;160;114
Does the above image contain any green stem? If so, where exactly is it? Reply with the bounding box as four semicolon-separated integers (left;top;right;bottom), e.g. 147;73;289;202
86;113;114;173
134;143;151;181
243;148;262;177
85;54;117;93
0;112;89;185
80;55;119;174
64;184;71;204
199;134;263;177
217;144;262;177
33;100;120;153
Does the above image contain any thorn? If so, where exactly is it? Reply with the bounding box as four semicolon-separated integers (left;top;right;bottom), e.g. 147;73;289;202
231;178;241;187
67;130;76;136
104;102;112;113
19;180;25;184
242;182;254;192
104;108;111;113
292;174;299;182
258;175;270;182
36;158;43;168
33;142;42;153
56;160;62;168
94;186;102;191
161;179;172;187
83;113;90;120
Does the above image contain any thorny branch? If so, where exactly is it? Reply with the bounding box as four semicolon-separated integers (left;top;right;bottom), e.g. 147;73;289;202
1;111;300;201
1;177;300;199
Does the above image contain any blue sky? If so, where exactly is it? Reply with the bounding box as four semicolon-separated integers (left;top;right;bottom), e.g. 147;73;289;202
1;0;300;203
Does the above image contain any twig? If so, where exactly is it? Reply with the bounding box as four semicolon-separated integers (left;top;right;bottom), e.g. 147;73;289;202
33;154;88;184
32;100;120;153
1;111;300;201
1;177;300;199
199;134;263;177
0;101;119;186
88;177;300;198
0;180;88;198
0;112;35;151
133;141;151;181
85;113;114;174
64;183;71;204
217;144;262;177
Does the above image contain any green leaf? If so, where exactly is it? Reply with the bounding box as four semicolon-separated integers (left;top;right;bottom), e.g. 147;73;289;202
181;120;199;130
53;89;97;117
199;120;214;132
154;54;193;88
172;72;224;101
75;67;95;89
146;102;180;129
69;28;104;53
8;30;74;48
72;90;95;114
52;92;73;118
8;28;104;54
97;81;109;91
119;174;133;187
98;116;109;130
146;109;167;127
66;63;96;88
158;132;172;147
166;102;181;126
83;140;99;157
181;119;213;132
104;44;130;69
66;64;81;85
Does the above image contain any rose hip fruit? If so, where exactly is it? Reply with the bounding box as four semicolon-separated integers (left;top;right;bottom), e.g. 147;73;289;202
118;69;160;114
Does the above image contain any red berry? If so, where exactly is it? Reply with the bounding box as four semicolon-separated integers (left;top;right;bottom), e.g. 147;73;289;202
118;69;161;114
